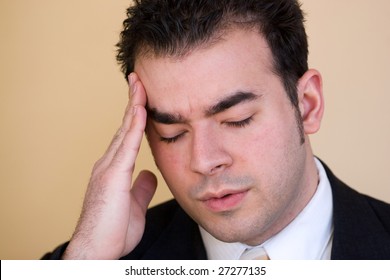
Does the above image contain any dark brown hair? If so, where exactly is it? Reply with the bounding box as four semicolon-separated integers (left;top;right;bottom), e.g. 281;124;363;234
117;0;308;140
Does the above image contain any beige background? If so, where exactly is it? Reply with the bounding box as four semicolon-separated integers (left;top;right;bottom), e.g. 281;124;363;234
0;0;389;259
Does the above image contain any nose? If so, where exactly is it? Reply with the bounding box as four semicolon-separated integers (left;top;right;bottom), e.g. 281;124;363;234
189;125;232;175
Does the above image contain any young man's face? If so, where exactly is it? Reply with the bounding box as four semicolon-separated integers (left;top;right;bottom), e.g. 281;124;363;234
135;28;316;245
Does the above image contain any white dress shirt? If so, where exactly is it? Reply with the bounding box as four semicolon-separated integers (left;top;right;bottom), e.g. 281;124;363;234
199;158;334;259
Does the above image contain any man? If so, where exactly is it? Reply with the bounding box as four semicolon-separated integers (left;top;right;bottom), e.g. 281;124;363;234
43;0;390;259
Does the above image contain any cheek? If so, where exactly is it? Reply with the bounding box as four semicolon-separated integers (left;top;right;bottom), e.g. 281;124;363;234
146;127;182;169
150;142;182;172
154;149;194;204
233;115;299;180
148;136;190;188
235;122;281;157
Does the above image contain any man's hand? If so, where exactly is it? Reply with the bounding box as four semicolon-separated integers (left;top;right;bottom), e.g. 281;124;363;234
63;73;157;259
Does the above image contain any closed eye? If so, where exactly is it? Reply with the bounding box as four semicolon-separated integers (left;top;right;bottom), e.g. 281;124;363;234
160;132;186;144
159;116;253;143
225;116;253;128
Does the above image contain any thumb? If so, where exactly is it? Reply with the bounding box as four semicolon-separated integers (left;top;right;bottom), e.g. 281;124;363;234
131;170;158;214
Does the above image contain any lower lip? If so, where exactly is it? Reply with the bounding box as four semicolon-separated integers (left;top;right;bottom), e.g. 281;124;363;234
203;191;248;212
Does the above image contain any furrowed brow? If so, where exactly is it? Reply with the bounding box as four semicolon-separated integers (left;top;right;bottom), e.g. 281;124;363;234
147;91;259;124
205;91;260;116
147;108;186;124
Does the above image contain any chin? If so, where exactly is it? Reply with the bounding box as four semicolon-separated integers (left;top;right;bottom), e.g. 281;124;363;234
202;219;256;244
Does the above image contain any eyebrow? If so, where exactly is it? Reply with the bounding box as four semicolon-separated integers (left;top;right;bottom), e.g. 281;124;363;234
148;108;185;124
148;91;260;124
205;91;259;116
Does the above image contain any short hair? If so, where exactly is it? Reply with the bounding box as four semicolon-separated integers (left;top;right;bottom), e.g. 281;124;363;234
116;0;308;115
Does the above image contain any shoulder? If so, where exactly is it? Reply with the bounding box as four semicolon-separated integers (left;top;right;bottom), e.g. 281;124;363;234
146;199;184;224
320;159;390;213
122;199;206;259
321;161;390;259
43;200;205;260
142;199;193;243
326;163;390;222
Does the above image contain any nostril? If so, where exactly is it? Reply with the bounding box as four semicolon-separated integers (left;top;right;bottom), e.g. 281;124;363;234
210;164;223;174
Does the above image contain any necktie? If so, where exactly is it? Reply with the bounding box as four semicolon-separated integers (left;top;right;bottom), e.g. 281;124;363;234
239;246;270;260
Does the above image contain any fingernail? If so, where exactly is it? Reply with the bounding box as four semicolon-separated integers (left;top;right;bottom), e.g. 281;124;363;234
128;73;134;86
129;73;136;95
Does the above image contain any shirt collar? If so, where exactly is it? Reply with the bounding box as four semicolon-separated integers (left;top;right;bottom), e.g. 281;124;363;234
199;227;247;260
199;158;334;260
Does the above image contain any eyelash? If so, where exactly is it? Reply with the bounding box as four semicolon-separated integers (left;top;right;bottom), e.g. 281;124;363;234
160;116;253;144
224;116;254;128
160;134;184;144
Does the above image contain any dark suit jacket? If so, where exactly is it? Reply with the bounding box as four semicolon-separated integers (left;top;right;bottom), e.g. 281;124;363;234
42;163;390;259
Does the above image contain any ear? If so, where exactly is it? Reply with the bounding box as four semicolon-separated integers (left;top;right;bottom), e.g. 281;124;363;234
297;69;324;135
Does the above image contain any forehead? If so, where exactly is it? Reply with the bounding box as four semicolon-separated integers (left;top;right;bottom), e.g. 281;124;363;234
134;28;277;113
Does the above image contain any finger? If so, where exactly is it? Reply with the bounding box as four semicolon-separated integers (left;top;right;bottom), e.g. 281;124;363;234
108;73;147;157
110;103;147;173
123;170;157;255
129;72;147;109
122;73;140;131
96;73;146;170
131;170;158;213
110;73;140;149
101;101;132;158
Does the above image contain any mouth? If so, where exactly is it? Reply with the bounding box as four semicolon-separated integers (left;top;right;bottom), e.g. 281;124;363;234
200;189;249;212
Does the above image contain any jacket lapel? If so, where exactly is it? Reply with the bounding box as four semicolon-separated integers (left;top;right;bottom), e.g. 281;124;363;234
141;203;207;260
323;162;390;259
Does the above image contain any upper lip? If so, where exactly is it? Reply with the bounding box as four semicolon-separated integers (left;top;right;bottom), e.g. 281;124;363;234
199;188;249;201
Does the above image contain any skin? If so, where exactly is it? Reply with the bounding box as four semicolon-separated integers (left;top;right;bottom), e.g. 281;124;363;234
63;75;158;259
64;27;324;259
137;28;324;245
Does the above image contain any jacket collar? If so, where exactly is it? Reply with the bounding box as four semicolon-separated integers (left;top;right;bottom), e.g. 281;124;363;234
322;161;390;259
